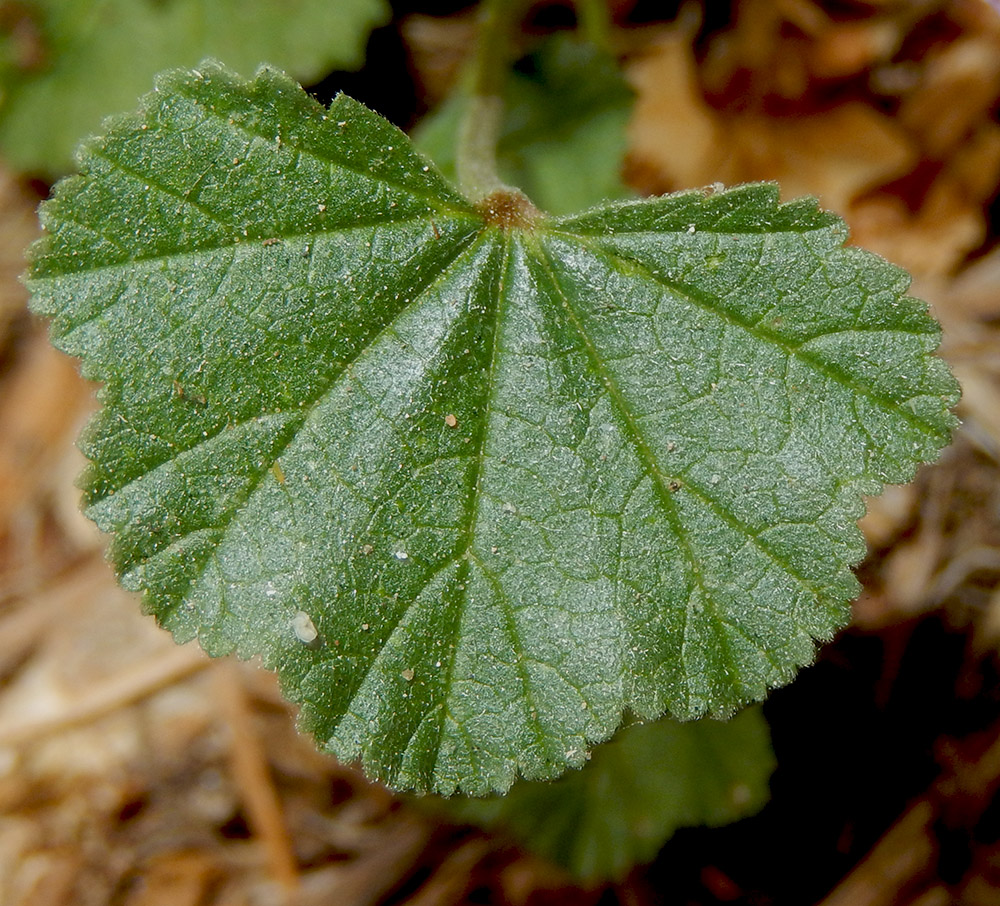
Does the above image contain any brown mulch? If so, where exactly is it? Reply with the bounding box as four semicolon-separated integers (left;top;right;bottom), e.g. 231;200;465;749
2;2;1000;904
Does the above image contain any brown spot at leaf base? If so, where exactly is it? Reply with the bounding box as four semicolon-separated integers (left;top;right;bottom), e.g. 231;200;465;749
476;189;541;230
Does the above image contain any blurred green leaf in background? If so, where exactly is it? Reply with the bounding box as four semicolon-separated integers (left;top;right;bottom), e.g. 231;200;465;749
0;0;389;176
414;34;634;216
445;707;775;884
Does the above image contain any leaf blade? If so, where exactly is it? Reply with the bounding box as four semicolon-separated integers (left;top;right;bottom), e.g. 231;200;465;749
28;64;959;794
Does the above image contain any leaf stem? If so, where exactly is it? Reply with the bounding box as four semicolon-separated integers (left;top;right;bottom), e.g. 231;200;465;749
456;94;506;204
455;0;526;202
574;0;613;51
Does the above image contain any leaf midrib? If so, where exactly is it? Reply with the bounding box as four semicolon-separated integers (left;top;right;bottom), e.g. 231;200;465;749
532;238;730;713
325;230;551;785
34;203;482;288
458;232;552;769
533;236;829;680
552;206;840;237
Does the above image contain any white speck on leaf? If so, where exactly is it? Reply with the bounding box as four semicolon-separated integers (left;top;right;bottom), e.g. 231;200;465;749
292;611;318;643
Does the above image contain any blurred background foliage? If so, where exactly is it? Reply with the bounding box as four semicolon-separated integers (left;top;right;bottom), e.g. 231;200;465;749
0;0;390;174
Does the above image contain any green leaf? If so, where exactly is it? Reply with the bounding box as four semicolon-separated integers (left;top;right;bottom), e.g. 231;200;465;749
444;707;774;884
27;62;959;795
413;35;634;215
0;0;389;175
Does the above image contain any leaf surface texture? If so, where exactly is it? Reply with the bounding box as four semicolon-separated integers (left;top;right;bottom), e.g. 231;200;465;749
28;63;959;794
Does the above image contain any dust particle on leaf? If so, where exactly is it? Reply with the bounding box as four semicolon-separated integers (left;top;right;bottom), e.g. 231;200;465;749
292;611;318;643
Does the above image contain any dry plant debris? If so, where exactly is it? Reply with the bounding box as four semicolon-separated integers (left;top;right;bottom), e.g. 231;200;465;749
626;0;1000;278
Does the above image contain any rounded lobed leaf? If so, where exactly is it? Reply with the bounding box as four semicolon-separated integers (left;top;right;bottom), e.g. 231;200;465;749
27;62;959;795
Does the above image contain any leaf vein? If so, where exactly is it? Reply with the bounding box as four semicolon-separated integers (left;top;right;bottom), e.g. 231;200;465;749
150;232;488;613
170;82;472;214
534;238;827;712
570;235;947;440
